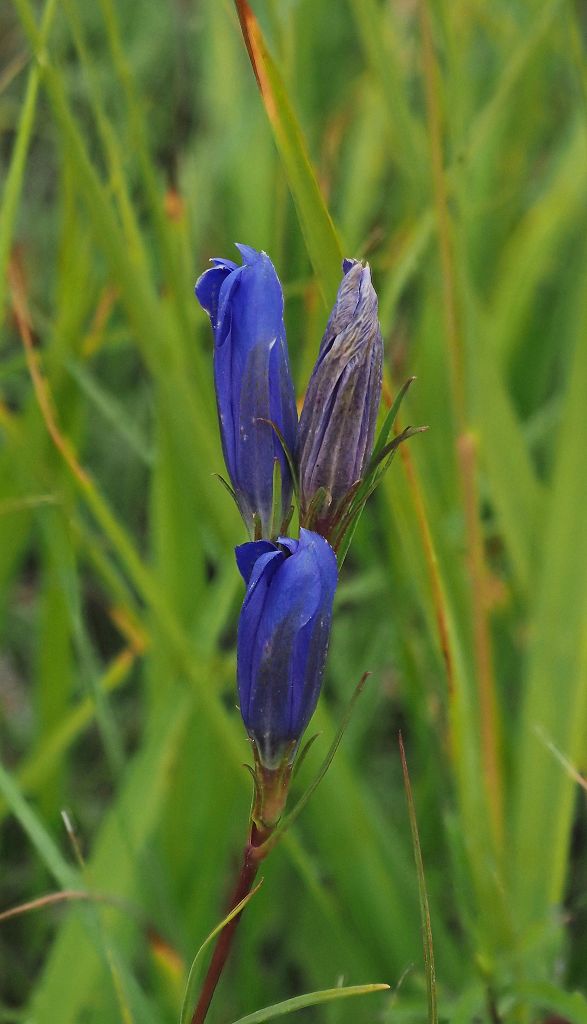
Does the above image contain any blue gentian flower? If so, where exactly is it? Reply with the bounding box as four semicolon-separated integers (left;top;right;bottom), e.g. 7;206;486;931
235;528;338;768
195;244;298;539
298;259;383;536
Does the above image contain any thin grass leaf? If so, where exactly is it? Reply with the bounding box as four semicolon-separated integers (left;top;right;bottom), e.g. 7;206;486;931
534;726;587;793
0;889;147;927
334;425;428;562
369;425;429;476
179;881;264;1024
346;0;425;185
0;644;134;823
291;733;321;781
66;359;154;466
234;0;343;309
267;673;369;848
399;733;437;1024
229;983;390;1024
512;245;587;928
465;0;567;165
29;692;193;1023
513;982;587;1024
59;815;137;1024
370;376;417;466
0;762;80;891
0;0;59;327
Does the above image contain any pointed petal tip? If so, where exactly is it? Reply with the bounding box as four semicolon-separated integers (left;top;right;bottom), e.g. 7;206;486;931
342;257;371;277
342;257;359;274
235;242;265;264
235;539;277;584
297;528;338;573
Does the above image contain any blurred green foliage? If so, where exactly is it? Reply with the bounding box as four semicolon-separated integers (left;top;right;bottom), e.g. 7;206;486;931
1;0;587;1021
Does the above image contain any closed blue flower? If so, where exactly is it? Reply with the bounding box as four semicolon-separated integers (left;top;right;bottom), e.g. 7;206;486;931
195;244;298;538
298;259;383;537
235;528;338;768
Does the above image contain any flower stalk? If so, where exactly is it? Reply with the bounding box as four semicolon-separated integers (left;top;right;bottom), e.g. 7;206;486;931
190;752;293;1024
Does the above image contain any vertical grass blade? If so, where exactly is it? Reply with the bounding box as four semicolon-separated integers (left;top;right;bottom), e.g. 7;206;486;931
234;0;343;308
512;259;587;934
0;0;59;326
399;733;437;1024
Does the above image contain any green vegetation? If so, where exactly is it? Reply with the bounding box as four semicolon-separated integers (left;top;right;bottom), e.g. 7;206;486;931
1;0;586;1020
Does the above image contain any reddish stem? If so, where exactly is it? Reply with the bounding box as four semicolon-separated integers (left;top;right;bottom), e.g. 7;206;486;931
190;754;292;1024
190;839;261;1024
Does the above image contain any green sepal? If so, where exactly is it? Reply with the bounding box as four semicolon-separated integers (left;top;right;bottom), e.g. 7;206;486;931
300;485;331;530
212;472;240;510
243;762;261;818
260;673;369;853
292;731;321;780
213;472;260;540
369;423;429;476
369;375;416;467
280;503;295;535
270;457;282;541
334;513;361;569
330;376;428;563
252;512;263;541
250;740;295;835
255;416;299;503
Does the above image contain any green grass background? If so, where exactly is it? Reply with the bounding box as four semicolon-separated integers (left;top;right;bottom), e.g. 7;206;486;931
1;0;587;1021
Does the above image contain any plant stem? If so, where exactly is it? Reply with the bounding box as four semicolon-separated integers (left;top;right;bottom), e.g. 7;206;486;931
190;753;293;1024
190;837;262;1024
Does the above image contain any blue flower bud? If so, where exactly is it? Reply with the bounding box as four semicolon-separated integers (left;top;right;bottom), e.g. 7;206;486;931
195;244;298;538
297;259;383;536
235;528;338;768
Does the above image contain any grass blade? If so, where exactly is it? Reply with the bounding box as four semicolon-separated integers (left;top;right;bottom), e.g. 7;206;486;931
234;0;343;309
512;257;587;931
179;881;264;1024
0;0;59;327
229;983;390;1024
0;762;79;891
399;733;437;1024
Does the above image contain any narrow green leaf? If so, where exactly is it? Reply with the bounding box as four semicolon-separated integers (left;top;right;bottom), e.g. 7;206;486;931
212;473;241;514
29;692;193;1023
347;0;425;185
179;881;264;1024
334;424;427;563
399;733;437;1024
465;0;567;165
472;327;545;595
270;457;282;541
66;360;153;466
369;424;429;476
513;982;587;1024
0;0;59;327
268;673;369;847
229;983;390;1024
0;762;79;891
291;733;321;781
234;0;343;309
255;417;299;502
512;261;587;930
370;376;417;465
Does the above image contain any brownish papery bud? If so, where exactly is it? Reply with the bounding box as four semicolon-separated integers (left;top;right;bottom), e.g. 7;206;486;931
297;259;383;539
